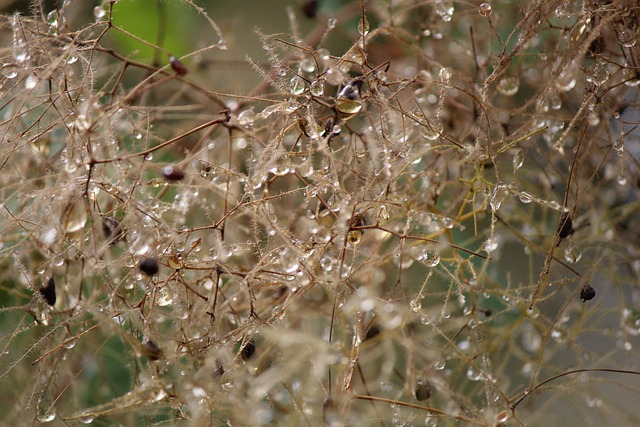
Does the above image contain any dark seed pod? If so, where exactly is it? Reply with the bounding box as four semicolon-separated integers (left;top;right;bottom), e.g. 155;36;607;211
580;284;596;302
102;217;124;245
161;165;186;181
241;339;256;360
415;377;432;401
480;308;492;317
142;338;163;361
301;0;318;18
338;79;364;101
169;55;188;76
322;116;341;142
557;212;573;239
364;325;381;341
39;276;56;306
139;257;159;277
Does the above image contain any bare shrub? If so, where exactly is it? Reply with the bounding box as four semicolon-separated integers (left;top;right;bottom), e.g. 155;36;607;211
1;0;639;425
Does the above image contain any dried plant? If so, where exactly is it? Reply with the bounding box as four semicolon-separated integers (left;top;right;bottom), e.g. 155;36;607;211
1;0;640;426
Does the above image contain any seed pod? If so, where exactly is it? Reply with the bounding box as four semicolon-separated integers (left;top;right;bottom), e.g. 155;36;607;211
557;212;573;239
301;0;318;18
364;325;381;341
241;339;256;360
142;338;163;361
322;116;341;144
169;55;188;76
39;276;56;306
139;257;159;277
415;377;432;401
102;217;124;245
580;284;596;302
162;165;186;181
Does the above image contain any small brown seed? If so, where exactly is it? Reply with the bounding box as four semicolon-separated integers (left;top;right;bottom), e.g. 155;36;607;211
415;377;432;401
169;55;188;76
162;165;186;181
580;284;596;302
139;257;159;277
39;276;56;306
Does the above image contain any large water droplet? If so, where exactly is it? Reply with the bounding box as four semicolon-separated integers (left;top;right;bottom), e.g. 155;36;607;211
497;77;520;96
490;184;509;211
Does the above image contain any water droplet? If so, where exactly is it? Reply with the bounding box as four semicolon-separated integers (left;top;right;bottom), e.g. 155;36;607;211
587;62;609;86
556;68;576;92
421;249;441;267
616;173;627;186
433;358;445;370
484;237;498;253
289;76;306;95
496;410;509;423
93;6;107;21
358;16;370;35
420;120;443;140
497;76;520;96
156;286;173;306
347;230;362;245
617;29;637;48
564;244;582;263
410;299;422;312
327;18;337;29
439;67;452;82
434;0;454;22
518;192;532;204
466;366;483;381
512;149;524;171
2;64;17;79
490;184;509;212
79;414;95;424
25;74;38;89
310;79;325;96
478;3;492;17
62;199;88;233
237;108;256;126
613;138;624;154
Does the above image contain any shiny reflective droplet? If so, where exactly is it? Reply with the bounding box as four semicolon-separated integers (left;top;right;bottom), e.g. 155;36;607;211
310;79;325;96
497;76;520;96
478;3;492;17
484;237;498;253
237;108;256;126
358;17;370;35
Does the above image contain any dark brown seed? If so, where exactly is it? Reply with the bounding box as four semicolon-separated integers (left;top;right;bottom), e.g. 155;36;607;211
161;165;186;181
39;276;56;306
102;217;124;245
557;212;573;239
139;257;159;277
241;339;256;360
301;0;318;18
169;55;188;76
322;116;341;140
142;339;163;361
338;79;364;101
481;308;492;317
364;325;381;341
415;377;432;401
580;284;596;302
